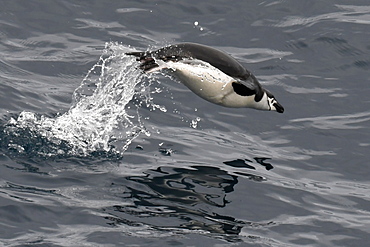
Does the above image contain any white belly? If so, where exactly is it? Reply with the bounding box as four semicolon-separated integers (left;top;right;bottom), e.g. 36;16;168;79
163;60;254;107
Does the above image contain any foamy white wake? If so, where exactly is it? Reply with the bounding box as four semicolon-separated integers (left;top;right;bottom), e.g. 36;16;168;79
3;42;164;157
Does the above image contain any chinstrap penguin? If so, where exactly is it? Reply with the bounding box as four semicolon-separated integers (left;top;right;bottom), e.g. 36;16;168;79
126;43;284;113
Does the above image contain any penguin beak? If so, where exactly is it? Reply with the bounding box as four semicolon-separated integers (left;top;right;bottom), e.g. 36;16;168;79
273;102;284;113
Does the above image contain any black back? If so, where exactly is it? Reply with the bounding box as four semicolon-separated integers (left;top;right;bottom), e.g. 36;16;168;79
150;43;251;80
126;43;265;101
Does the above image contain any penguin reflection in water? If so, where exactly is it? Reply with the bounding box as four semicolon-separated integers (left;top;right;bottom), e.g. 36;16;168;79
126;43;284;113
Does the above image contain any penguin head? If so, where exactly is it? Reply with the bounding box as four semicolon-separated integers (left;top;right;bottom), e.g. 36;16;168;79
262;90;284;113
231;75;284;113
230;81;284;113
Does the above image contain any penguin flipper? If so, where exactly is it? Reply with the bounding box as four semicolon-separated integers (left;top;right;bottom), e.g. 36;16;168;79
232;74;265;101
231;82;256;96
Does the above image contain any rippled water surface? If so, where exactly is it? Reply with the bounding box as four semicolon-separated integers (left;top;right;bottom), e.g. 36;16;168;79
1;1;370;246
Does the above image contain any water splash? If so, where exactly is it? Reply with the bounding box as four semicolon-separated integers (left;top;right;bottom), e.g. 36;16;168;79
2;42;161;157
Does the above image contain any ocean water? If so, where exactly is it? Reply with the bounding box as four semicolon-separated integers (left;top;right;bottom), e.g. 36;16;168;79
1;1;370;246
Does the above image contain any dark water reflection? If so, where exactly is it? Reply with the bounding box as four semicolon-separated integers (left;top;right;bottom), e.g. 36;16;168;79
106;164;272;242
224;157;274;171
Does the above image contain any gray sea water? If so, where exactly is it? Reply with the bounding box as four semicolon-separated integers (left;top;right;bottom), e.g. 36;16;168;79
1;1;370;246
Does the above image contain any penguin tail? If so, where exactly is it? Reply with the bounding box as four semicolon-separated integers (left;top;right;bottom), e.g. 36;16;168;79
125;51;145;58
126;52;160;73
